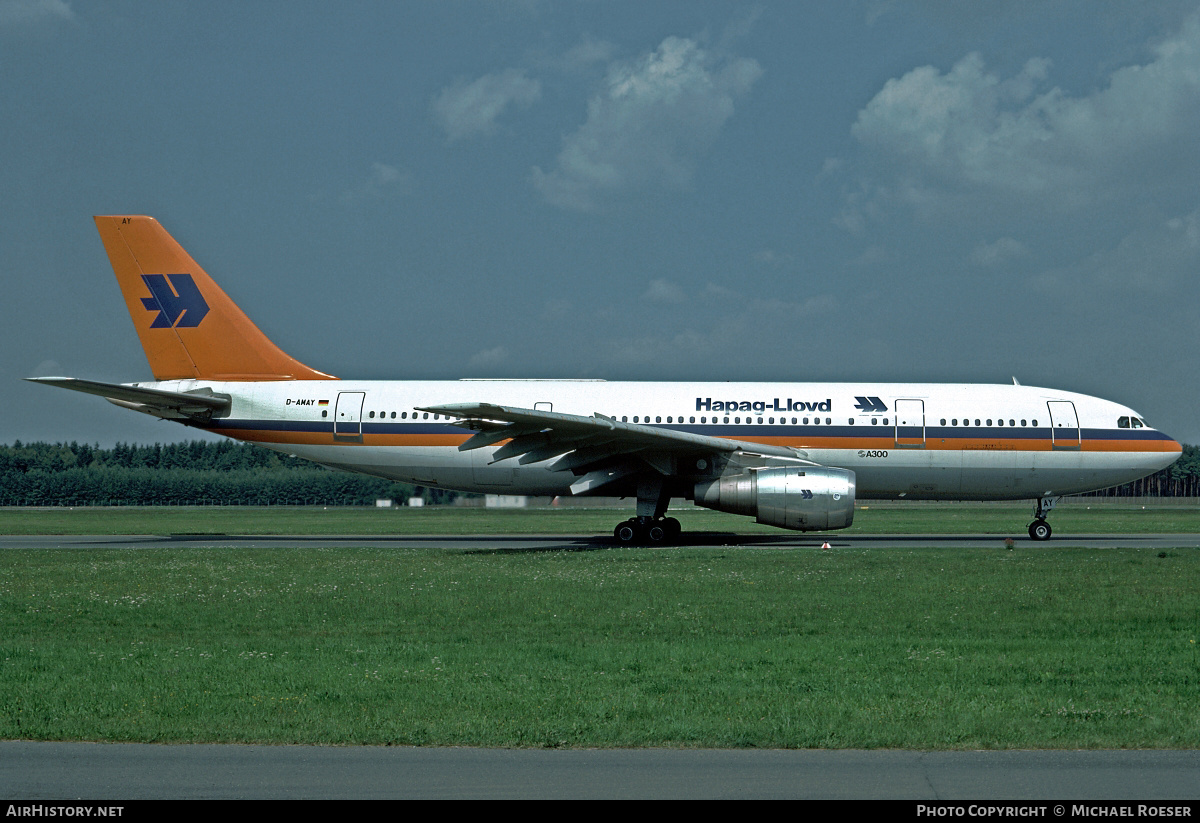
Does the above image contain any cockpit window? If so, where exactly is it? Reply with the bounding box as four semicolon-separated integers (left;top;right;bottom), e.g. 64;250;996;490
1131;417;1144;428
1118;416;1130;428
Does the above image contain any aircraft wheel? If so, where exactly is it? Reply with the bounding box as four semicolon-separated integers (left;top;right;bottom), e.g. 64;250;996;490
614;520;642;544
1028;519;1052;541
663;517;681;539
646;522;669;544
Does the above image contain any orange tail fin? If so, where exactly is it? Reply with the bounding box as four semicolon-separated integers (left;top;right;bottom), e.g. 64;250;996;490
95;216;334;381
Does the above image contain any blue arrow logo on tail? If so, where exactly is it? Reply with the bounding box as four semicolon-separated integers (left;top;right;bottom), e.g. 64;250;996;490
140;274;210;328
854;396;888;413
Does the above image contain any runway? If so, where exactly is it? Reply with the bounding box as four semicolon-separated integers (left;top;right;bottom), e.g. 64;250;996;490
2;532;1199;550
2;743;1199;800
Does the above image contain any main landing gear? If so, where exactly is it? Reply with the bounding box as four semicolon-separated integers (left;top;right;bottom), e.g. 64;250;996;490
1028;496;1060;541
613;475;681;545
614;516;682;545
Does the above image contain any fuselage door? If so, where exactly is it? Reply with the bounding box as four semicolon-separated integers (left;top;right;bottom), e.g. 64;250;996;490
894;399;925;448
1047;400;1081;450
334;391;365;441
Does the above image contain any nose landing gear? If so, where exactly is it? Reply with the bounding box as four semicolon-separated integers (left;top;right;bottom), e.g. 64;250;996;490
1028;496;1059;541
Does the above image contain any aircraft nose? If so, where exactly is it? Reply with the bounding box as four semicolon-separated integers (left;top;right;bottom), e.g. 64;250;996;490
1158;433;1184;470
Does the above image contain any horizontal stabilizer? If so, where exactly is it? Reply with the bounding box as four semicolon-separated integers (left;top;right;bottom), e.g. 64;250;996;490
26;377;230;420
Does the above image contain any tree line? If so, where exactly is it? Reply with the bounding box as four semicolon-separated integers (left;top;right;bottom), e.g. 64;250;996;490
0;439;1196;506
0;440;454;506
1079;441;1200;497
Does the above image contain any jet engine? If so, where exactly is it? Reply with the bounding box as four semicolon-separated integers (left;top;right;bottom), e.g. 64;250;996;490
693;466;855;531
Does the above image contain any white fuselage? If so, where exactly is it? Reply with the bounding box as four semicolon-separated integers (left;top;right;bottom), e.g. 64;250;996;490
137;378;1181;501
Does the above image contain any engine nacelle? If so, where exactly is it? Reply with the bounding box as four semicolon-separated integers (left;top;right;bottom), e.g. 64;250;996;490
693;467;856;531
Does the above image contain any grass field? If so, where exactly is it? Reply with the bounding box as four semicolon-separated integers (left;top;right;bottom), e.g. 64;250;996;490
1;504;1197;749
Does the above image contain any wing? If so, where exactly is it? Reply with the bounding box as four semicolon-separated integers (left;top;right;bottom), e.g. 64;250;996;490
26;377;231;422
418;402;816;495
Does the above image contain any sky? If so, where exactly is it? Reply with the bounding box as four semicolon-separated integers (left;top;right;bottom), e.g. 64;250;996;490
3;0;1199;447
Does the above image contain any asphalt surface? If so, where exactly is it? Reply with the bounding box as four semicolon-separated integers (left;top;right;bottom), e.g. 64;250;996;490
2;532;1200;550
2;743;1199;799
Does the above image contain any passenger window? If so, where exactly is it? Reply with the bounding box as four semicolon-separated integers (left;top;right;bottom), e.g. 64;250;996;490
1021;419;1026;426
656;416;662;423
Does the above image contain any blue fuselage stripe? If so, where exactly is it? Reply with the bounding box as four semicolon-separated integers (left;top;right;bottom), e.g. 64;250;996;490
203;418;1177;444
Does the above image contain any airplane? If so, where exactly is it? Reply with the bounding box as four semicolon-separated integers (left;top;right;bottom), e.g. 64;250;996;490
28;216;1182;544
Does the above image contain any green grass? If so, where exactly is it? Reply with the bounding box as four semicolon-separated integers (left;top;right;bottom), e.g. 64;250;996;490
2;501;1200;536
1;543;1198;748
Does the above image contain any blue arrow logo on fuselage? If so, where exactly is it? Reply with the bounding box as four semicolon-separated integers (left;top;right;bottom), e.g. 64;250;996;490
854;396;888;413
140;273;209;328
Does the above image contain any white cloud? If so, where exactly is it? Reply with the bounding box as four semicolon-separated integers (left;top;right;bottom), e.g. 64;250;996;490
699;282;737;301
432;69;542;141
467;346;510;370
340;162;411;204
1033;208;1200;293
31;359;62;377
558;37;618;71
970;237;1027;267
752;249;798;268
0;0;73;25
532;36;763;210
643;278;687;304
601;290;837;370
849;13;1200;215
